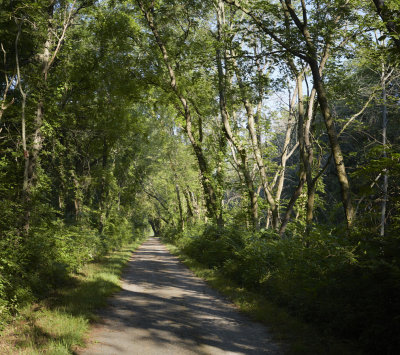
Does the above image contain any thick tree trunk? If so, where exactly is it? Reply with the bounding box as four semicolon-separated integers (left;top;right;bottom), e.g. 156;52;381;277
225;0;354;229
373;0;400;50
149;218;161;237
306;183;316;226
309;60;354;228
239;151;259;229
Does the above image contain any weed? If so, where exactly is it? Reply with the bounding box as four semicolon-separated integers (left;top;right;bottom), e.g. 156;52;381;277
0;237;146;354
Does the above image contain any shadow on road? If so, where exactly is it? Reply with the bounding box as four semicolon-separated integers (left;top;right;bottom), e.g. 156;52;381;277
82;237;280;354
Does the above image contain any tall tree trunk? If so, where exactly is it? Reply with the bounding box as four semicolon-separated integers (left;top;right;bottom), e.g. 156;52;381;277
230;55;278;229
25;4;54;195
0;44;14;123
272;81;299;220
98;137;108;234
279;169;307;236
15;20;30;232
16;1;78;232
304;87;318;228
286;0;353;227
188;188;201;220
216;0;258;229
380;64;388;237
183;188;194;220
279;69;317;236
309;60;354;227
295;68;317;231
225;0;354;228
175;184;185;231
137;0;222;224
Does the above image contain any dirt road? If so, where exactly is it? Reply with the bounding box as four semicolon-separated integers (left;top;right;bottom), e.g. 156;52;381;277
81;237;282;354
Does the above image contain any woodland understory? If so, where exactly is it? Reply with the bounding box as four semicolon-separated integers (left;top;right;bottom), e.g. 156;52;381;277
1;0;400;353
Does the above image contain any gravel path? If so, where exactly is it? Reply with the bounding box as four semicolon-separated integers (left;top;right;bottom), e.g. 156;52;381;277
80;237;282;355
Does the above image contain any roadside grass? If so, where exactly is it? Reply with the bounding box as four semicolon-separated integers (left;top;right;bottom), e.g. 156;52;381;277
0;236;146;355
166;243;362;355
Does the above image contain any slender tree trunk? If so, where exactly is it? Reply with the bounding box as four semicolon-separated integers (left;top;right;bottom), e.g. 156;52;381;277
26;4;54;194
279;169;306;236
309;60;354;228
189;188;200;220
295;69;317;232
380;66;388;236
216;0;257;229
239;151;259;229
230;55;278;229
137;0;221;224
183;188;194;220
273;81;299;219
0;44;14;124
15;21;30;231
17;2;77;232
175;184;184;231
98;137;108;234
304;87;318;228
282;0;354;229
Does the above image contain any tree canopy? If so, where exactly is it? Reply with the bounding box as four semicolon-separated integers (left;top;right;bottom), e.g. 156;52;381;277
1;0;400;352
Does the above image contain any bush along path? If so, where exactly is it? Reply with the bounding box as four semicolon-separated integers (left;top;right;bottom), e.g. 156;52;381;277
0;237;146;355
80;237;282;355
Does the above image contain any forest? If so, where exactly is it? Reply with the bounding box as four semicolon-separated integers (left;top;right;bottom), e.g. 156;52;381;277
0;0;400;353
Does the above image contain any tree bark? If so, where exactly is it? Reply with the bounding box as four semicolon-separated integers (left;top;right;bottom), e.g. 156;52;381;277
175;184;185;231
183;188;194;219
279;169;306;236
380;64;388;236
16;1;79;232
137;0;222;224
372;0;400;50
229;53;278;229
216;0;258;229
0;44;14;123
309;60;354;227
224;0;355;229
15;20;30;232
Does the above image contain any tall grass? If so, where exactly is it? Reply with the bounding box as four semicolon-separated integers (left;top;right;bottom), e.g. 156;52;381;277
0;237;145;354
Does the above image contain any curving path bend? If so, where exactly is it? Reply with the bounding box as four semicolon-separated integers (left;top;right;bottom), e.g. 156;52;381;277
80;237;282;355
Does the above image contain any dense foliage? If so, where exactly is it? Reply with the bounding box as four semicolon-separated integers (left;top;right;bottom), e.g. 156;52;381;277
1;0;400;353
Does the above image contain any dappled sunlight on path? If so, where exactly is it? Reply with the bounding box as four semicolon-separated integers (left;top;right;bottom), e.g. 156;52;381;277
80;237;281;355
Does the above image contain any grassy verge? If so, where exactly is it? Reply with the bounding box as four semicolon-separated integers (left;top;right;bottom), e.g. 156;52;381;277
0;236;146;355
166;243;362;355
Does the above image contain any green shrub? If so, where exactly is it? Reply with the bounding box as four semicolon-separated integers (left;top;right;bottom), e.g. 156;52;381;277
165;220;400;353
180;224;246;268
